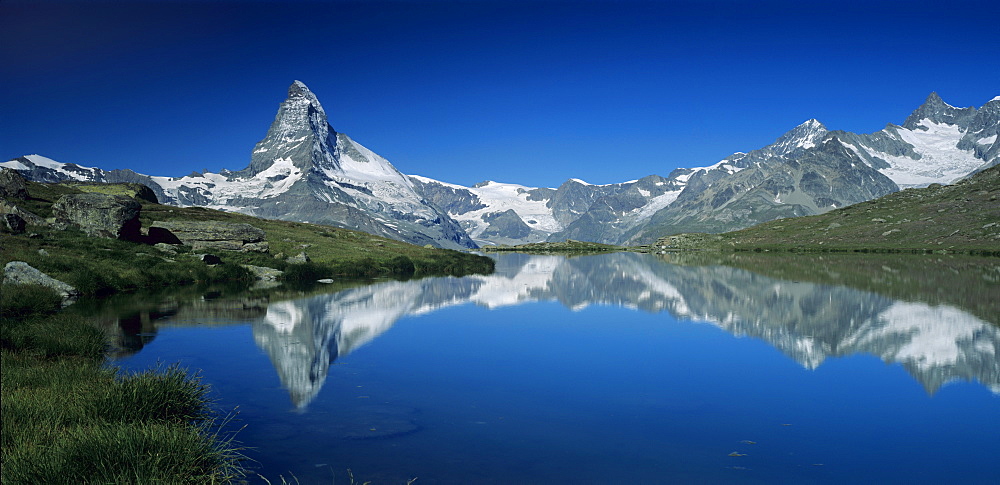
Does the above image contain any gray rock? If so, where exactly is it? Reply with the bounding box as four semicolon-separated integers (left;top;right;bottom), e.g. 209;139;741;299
149;220;266;252
242;241;270;253
52;193;141;240
286;252;310;264
153;242;178;254
0;168;29;200
242;264;283;282
3;261;80;303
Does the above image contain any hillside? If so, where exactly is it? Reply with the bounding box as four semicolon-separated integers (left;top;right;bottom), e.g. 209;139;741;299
655;164;1000;254
2;176;494;297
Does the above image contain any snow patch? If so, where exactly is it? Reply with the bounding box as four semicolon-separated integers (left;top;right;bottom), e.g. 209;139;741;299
855;121;986;188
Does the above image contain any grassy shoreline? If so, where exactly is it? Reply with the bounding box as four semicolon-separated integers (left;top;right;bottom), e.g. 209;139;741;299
1;284;247;483
1;179;495;483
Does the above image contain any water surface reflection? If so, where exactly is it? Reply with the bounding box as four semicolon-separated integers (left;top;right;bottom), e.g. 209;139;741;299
246;253;999;407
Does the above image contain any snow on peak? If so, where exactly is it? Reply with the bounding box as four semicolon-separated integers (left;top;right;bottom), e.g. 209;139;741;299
802;118;823;129
2;154;103;181
23;154;65;169
990;95;1000;103
287;80;325;115
569;178;591;185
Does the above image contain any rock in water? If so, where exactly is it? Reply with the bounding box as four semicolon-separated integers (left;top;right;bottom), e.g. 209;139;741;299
52;193;141;240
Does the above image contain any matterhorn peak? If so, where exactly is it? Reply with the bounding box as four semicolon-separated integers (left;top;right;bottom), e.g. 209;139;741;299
242;80;338;177
286;80;327;116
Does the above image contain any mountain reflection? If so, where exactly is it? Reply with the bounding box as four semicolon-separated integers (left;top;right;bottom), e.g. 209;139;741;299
254;253;999;407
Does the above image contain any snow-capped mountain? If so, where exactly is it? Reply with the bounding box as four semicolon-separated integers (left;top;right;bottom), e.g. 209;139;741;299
411;93;997;246
4;82;476;250
4;89;996;247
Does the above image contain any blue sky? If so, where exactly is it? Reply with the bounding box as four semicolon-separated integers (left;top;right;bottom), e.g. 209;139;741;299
2;0;998;188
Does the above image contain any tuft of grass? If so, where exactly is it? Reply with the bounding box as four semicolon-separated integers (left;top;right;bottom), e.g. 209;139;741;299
0;284;63;319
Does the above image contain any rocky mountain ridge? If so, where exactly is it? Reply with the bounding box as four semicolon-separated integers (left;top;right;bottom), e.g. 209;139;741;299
4;86;996;247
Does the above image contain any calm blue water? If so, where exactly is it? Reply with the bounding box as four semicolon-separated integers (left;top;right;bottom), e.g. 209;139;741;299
113;253;1000;484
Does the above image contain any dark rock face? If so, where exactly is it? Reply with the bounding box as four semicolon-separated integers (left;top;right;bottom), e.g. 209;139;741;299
3;213;26;234
903;92;978;130
52;193;142;240
0;168;29;200
3;261;80;304
148;220;268;252
629;138;899;242
198;253;222;265
409;178;487;215
0;201;45;226
480;209;532;239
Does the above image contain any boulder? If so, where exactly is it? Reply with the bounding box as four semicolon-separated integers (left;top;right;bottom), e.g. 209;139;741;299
242;264;283;282
198;253;222;265
2;213;26;234
67;182;159;203
52;193;141;240
3;261;80;304
0;200;45;226
0;168;29;200
286;252;310;264
153;243;178;254
148;221;267;252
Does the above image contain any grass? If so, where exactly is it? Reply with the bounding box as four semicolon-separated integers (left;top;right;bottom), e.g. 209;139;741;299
1;285;247;483
4;179;493;290
139;202;494;278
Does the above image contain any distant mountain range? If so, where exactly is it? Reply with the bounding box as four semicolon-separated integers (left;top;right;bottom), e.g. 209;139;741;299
4;82;997;248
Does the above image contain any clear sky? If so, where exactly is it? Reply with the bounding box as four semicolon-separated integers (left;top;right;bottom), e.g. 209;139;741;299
2;0;998;188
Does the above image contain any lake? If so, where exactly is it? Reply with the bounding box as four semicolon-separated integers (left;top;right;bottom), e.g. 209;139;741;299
104;252;1000;484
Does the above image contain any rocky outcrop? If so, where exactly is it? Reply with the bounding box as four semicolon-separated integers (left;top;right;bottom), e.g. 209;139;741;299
148;220;268;252
3;261;80;304
66;182;159;204
2;213;26;234
0;168;29;200
51;193;142;240
1;201;45;226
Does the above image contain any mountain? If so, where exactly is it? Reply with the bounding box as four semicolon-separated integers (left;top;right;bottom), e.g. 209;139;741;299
668;162;1000;254
409;175;685;246
411;93;997;246
4;88;996;247
4;82;477;250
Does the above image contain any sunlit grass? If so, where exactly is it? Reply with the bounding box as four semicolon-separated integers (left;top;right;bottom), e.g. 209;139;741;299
1;301;246;483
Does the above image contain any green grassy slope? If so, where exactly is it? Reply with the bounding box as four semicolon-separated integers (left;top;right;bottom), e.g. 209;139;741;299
657;164;1000;254
2;179;493;292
